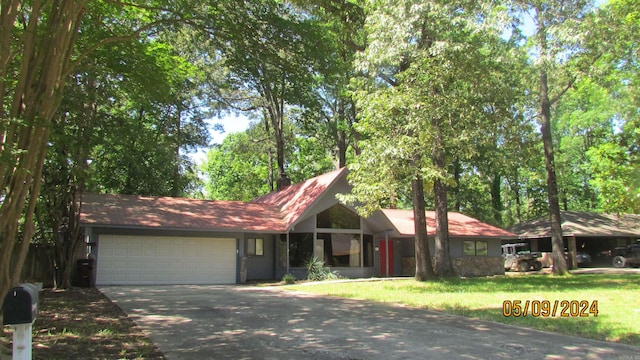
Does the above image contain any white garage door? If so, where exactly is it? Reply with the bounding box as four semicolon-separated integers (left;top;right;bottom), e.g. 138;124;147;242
96;235;237;285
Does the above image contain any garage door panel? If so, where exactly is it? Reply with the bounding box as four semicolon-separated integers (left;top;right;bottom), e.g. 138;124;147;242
96;235;236;285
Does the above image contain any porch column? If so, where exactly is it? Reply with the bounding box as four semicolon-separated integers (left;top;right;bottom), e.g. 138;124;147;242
567;236;577;270
286;232;290;275
385;232;390;277
240;256;247;284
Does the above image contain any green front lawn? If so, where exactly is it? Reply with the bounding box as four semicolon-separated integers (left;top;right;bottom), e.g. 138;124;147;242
285;274;640;347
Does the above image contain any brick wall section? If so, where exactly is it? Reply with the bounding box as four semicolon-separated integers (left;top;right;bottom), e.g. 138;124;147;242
402;257;505;277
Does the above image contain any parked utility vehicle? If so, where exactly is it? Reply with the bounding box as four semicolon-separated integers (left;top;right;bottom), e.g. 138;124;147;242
612;240;640;268
502;243;543;272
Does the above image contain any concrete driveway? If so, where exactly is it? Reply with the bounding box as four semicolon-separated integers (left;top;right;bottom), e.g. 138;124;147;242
100;285;639;360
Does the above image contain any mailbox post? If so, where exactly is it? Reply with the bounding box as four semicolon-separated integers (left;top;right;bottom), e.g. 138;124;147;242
2;283;40;360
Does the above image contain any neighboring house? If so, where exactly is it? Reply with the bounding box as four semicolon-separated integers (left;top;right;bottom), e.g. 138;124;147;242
509;211;640;267
80;168;516;285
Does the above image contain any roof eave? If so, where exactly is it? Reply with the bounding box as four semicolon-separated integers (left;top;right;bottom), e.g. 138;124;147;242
80;223;288;234
392;234;519;239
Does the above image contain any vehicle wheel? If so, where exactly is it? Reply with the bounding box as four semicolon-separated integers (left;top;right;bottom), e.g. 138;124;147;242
612;256;626;268
532;261;543;271
518;261;530;272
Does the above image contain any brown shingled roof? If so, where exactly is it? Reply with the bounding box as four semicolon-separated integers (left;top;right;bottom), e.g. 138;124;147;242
81;169;514;239
380;209;517;238
81;168;348;233
80;193;286;233
510;211;640;238
251;167;347;229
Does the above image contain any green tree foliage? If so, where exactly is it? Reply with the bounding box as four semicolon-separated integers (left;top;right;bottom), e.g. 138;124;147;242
202;120;334;201
501;136;548;226
1;0;88;310
554;78;616;211
1;0;213;297
587;143;639;212
35;35;209;289
84;40;208;196
506;0;640;219
293;0;365;168
207;0;334;190
346;1;524;279
583;0;640;213
203;129;273;201
2;0;125;305
508;0;603;274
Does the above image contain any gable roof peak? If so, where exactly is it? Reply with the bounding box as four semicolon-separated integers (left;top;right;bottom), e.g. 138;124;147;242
252;167;348;229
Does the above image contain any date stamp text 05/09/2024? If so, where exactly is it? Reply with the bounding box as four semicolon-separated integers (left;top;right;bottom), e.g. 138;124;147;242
502;300;599;317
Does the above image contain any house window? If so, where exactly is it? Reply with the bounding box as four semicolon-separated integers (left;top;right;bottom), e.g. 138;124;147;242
247;238;264;256
317;233;361;267
317;204;361;229
363;234;374;267
285;233;314;267
281;232;374;268
464;240;488;256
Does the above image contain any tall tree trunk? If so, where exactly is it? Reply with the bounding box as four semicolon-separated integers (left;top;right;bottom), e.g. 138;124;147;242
352;130;361;157
540;70;568;275
265;86;290;190
263;113;275;192
172;106;182;197
350;100;361;157
432;121;455;277
433;178;455;277
0;0;87;308
336;98;347;168
491;172;502;226
337;129;347;169
453;157;461;212
267;148;275;192
275;130;290;190
412;172;436;281
512;167;522;223
56;74;95;288
11;146;46;286
125;109;144;194
56;193;84;289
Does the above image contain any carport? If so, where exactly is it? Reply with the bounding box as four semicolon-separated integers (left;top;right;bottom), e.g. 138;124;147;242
510;211;640;267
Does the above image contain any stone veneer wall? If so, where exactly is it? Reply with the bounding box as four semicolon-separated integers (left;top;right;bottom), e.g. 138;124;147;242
401;256;505;277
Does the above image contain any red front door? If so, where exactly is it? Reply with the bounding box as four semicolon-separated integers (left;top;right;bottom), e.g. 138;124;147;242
379;240;394;277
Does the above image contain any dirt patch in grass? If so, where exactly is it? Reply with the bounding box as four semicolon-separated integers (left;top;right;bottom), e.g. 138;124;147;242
1;287;164;360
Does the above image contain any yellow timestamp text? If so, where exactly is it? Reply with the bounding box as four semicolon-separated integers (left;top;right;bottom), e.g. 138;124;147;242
502;300;599;317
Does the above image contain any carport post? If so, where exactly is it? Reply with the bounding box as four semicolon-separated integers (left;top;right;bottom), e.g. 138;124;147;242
385;232;390;277
286;232;290;275
568;236;577;269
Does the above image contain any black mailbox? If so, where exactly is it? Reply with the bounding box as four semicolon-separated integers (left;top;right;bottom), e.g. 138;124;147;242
2;283;39;325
